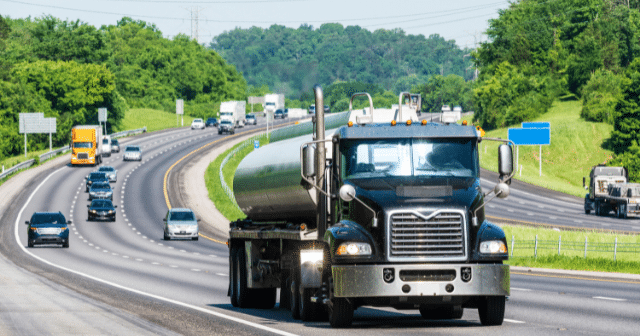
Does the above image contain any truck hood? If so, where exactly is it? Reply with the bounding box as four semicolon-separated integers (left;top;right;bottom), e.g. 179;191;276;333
348;176;481;210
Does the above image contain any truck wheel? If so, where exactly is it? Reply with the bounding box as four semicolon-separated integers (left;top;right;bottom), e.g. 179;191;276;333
300;288;324;321
328;298;353;328
290;270;301;319
279;272;291;310
595;202;601;216
419;305;463;320
478;296;505;326
618;204;627;219
229;246;239;307
234;244;252;308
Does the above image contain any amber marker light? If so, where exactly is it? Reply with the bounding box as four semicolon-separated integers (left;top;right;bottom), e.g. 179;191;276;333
406;120;412;125
391;120;397;126
348;121;354;127
300;224;307;231
462;120;468;125
421;119;427;125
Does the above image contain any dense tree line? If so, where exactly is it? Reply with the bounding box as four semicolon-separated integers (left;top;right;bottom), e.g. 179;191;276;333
210;24;473;99
473;0;640;130
0;15;245;161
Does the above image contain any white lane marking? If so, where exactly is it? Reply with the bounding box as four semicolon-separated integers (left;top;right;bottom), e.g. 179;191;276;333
573;220;583;223
593;296;627;302
507;209;514;212
216;273;228;277
511;288;532;291
549;216;557;220
504;319;526;324
519;201;525;205
527;212;534;216
191;269;201;272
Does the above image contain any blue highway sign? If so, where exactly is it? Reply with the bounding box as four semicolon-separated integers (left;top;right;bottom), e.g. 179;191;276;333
522;122;550;128
508;127;550;145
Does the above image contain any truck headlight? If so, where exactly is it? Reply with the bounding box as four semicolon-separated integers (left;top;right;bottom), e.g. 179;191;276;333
300;249;324;265
480;240;508;254
336;242;372;256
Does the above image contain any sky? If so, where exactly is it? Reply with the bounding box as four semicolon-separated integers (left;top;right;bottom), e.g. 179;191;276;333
1;0;512;49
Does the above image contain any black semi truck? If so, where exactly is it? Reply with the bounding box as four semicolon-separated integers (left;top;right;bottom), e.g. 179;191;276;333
228;87;515;328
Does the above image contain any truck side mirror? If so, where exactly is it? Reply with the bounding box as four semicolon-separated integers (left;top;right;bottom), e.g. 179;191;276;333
498;144;513;180
583;177;586;189
302;145;316;178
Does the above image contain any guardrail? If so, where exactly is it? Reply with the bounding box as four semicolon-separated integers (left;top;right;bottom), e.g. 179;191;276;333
109;126;147;139
0;126;147;181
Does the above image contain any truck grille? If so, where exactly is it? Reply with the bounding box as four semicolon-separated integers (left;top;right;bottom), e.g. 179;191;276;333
78;153;89;160
388;210;466;261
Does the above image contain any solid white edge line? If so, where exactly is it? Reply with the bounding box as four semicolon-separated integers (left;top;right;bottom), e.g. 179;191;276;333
593;296;627;302
14;163;297;336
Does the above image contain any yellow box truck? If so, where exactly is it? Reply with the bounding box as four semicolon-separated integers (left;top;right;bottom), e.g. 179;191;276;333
71;125;102;166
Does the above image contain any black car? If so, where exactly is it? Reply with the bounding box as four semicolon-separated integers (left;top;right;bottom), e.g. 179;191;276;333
87;199;117;222
86;172;109;192
205;118;218;127
274;109;286;119
25;212;71;248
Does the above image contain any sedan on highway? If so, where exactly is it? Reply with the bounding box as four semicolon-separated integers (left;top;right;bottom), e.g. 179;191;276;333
87;199;117;222
123;146;142;161
163;208;200;241
245;114;257;125
88;182;113;201
274;109;286;119
85;172;109;192
191;118;205;130
96;166;117;182
111;138;120;153
25;212;71;248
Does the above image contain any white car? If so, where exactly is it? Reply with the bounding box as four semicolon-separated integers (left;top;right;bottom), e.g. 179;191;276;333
101;136;111;157
163;208;200;241
191;119;205;130
123;146;142;161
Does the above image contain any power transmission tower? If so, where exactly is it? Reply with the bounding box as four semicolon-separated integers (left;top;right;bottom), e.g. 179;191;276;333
189;6;205;43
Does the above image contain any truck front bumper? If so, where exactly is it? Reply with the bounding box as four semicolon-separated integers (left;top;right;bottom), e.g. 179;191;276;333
332;263;509;297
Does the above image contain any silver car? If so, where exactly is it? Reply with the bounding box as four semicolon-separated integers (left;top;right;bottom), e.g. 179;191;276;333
163;208;200;241
96;166;117;182
123;146;142;161
88;182;113;201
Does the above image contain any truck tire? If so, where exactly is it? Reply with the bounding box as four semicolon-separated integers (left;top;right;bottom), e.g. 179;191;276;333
595;202;601;216
419;305;463;320
328;298;353;328
290;270;301;320
279;272;291;310
300;287;324;321
234;244;254;308
478;296;505;326
229;246;239;307
618;204;627;219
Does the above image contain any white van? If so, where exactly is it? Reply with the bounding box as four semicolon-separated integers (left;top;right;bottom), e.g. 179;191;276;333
101;136;111;157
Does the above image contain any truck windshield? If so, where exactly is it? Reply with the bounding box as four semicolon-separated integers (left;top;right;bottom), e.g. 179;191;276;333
74;142;92;148
341;138;478;181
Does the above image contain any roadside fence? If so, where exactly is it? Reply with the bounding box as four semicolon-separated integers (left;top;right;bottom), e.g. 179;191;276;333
510;235;640;261
0;126;147;180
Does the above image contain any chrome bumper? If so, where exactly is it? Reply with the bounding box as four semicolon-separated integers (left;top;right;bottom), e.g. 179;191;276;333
332;263;509;297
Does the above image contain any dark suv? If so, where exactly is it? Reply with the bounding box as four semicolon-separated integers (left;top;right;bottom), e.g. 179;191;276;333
274;109;286;119
206;118;218;127
25;212;71;248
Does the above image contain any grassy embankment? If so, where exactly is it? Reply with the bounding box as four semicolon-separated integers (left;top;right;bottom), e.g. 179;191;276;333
114;108;196;133
466;100;614;198
204;135;269;221
207;101;640;274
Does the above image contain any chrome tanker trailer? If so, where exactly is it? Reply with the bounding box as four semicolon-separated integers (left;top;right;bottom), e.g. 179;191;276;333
228;87;515;328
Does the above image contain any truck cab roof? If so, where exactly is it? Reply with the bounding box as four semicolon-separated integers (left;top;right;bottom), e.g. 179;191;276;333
338;122;480;140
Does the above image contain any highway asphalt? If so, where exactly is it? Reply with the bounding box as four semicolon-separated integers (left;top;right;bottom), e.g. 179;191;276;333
0;114;639;335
